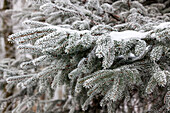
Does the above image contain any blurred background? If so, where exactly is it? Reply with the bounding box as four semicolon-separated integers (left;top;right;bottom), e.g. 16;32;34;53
0;0;30;59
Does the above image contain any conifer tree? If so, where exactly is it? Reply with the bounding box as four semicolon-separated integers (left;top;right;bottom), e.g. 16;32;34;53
0;0;170;113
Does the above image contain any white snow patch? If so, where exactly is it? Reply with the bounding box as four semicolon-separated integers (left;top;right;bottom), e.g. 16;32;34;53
129;53;135;58
154;22;170;29
109;30;148;41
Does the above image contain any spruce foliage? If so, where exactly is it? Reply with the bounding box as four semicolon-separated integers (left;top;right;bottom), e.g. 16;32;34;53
0;0;170;113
